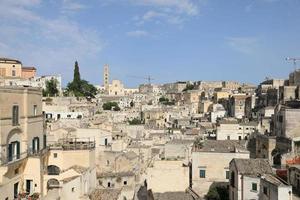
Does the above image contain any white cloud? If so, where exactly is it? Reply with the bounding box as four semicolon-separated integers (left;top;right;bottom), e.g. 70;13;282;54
126;30;149;37
226;37;259;55
140;10;184;25
0;0;104;78
106;0;202;26
130;0;199;16
61;0;86;13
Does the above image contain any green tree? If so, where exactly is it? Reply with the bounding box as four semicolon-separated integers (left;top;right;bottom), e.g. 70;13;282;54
159;97;169;102
43;79;59;97
73;61;81;83
206;184;229;200
183;83;195;92
102;102;120;111
66;61;97;97
128;118;142;125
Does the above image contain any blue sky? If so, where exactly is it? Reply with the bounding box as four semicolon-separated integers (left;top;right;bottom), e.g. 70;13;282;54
0;0;300;87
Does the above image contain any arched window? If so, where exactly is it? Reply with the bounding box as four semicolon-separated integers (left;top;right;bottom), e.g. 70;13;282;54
47;179;59;189
32;137;40;153
47;165;61;175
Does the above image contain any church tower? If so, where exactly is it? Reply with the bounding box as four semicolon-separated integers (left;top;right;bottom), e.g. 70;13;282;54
103;64;109;93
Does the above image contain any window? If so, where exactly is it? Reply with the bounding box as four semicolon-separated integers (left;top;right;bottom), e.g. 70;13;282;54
8;141;20;161
252;183;257;191
32;137;40;153
263;186;268;195
108;182;111;188
53;153;58;158
199;170;206;178
72;187;75;192
238;136;242;140
227;136;230;140
67;114;71;118
33;105;37;116
12;105;19;126
123;181;127;185
226;171;230;179
12;70;16;77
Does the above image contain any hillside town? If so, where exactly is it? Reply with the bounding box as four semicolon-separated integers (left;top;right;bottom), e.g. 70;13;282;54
1;56;300;200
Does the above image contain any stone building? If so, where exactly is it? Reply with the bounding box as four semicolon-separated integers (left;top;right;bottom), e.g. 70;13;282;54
273;101;300;138
44;138;96;199
0;57;23;78
191;140;249;196
216;118;257;140
21;67;36;79
0;86;47;200
229;158;291;200
229;94;251;119
279;86;299;103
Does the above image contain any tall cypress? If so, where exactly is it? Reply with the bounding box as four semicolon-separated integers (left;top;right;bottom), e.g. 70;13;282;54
73;61;81;83
66;60;97;97
73;61;81;94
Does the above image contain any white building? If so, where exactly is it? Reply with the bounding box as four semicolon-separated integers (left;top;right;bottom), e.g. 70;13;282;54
229;158;292;200
216;119;258;140
210;103;226;123
192;140;250;196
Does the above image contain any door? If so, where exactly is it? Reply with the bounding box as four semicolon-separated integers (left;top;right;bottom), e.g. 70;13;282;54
14;182;19;198
26;180;33;194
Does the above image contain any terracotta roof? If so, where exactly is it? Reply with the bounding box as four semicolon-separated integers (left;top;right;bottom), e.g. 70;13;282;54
61;165;88;174
22;66;36;70
97;171;135;178
261;174;289;186
153;192;195;200
232;158;272;175
0;57;22;64
193;140;248;153
61;175;80;183
89;188;121;200
167;139;194;145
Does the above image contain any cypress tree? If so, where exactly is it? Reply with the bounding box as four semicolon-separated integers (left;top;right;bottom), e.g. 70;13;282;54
73;61;81;83
66;60;97;97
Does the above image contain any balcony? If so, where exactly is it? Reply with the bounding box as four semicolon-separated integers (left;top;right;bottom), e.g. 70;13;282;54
0;148;49;166
0;151;28;166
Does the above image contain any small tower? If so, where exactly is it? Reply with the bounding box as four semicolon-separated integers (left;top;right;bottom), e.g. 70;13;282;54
103;64;109;93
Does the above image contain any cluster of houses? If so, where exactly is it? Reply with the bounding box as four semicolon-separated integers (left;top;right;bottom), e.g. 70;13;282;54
1;57;300;200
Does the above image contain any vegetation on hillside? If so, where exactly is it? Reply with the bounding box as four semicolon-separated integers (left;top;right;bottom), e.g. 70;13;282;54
102;102;120;111
183;83;195;92
43;78;59;97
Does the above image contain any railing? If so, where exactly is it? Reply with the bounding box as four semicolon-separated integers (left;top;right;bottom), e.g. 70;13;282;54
0;151;28;166
0;148;49;166
48;138;96;151
27;147;49;157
